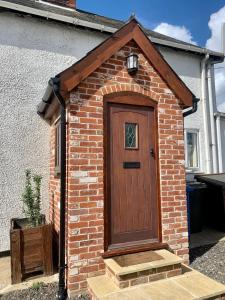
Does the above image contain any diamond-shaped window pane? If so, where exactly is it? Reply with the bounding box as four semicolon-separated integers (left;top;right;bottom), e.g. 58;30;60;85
125;123;137;148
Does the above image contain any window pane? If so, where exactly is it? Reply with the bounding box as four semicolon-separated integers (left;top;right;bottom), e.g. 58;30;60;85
186;132;198;168
125;123;138;149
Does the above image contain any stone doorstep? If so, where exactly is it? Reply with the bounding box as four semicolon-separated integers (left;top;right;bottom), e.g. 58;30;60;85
104;249;183;287
87;268;225;300
104;249;183;277
106;262;182;288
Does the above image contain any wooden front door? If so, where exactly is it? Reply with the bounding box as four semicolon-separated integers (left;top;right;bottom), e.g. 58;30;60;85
105;101;160;252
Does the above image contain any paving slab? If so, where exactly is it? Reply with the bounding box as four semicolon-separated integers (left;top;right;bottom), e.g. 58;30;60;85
0;257;11;290
100;279;195;300
190;227;225;249
103;288;151;300
93;269;225;300
0;256;58;295
87;275;119;298
174;272;225;299
141;279;195;300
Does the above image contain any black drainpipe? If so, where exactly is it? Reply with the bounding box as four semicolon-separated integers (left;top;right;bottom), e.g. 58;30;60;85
50;77;67;300
183;97;200;117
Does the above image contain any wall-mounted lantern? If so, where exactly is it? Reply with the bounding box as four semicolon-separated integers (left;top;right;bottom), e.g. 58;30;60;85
126;53;138;74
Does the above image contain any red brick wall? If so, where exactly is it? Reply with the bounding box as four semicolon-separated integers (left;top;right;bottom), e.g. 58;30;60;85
49;116;70;274
49;40;188;294
49;123;60;234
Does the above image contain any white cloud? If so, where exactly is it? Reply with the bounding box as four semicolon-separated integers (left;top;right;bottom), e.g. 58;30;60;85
218;101;225;112
153;9;225;112
152;21;222;109
205;5;225;112
206;6;225;52
215;68;225;107
153;22;197;45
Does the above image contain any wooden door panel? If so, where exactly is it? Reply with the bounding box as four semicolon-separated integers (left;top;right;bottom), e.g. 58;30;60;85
107;103;159;249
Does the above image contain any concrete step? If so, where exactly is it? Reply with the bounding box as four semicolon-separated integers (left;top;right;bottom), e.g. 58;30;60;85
104;249;183;288
88;275;119;300
87;268;225;300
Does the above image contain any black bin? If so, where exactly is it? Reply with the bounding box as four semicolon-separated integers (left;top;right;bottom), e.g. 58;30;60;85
203;185;225;231
186;182;207;234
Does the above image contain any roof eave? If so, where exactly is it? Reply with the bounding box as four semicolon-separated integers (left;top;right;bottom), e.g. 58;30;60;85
37;80;55;121
152;37;224;61
52;20;195;105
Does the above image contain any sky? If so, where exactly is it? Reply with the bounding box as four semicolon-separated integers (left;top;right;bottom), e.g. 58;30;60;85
77;0;225;111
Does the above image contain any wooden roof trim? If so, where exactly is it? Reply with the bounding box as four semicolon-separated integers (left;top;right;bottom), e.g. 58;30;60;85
132;25;193;106
59;19;137;93
59;18;194;106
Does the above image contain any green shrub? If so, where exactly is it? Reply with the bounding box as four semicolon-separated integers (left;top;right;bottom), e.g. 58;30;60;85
31;281;44;290
22;170;42;227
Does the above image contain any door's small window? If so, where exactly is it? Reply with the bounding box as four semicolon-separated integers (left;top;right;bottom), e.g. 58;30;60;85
125;123;138;149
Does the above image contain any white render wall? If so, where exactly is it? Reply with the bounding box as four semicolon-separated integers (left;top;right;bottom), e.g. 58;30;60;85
0;11;205;251
219;117;225;171
157;46;205;177
0;12;108;251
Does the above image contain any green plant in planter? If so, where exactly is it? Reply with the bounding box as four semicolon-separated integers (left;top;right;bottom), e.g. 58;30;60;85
22;169;42;227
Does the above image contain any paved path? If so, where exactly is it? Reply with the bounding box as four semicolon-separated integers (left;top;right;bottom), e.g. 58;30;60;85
0;256;58;295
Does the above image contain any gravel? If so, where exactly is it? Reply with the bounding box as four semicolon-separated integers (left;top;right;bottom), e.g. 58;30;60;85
190;240;225;285
0;283;90;300
1;242;224;299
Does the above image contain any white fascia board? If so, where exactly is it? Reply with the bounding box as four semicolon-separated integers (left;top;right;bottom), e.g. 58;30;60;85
0;0;116;33
37;0;75;12
151;36;223;58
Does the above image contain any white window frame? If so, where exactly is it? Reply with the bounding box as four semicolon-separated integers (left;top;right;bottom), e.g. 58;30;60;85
184;129;200;172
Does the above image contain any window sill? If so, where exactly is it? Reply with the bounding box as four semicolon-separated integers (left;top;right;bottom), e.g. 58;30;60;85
185;168;201;173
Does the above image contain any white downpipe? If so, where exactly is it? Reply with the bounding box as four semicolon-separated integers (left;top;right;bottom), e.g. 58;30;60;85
207;64;219;173
201;54;212;173
215;114;223;172
221;22;225;54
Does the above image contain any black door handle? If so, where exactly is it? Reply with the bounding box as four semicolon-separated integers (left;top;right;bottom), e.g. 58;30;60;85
150;148;155;157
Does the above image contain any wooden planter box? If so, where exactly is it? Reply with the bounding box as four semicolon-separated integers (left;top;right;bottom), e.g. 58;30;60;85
10;216;53;284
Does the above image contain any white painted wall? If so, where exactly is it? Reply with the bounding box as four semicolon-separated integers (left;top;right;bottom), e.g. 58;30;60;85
157;46;205;177
219;117;225;171
0;11;107;251
0;10;208;251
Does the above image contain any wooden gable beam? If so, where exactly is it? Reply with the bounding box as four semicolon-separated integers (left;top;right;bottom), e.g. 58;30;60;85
58;18;194;106
59;19;137;94
132;25;193;106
